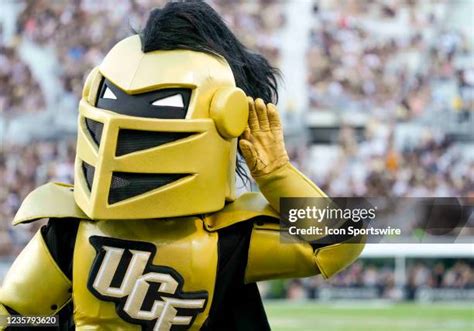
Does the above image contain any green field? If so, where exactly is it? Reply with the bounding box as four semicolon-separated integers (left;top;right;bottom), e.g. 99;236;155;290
264;301;474;331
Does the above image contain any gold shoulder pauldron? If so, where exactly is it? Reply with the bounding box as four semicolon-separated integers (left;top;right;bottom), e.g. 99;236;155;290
13;182;88;225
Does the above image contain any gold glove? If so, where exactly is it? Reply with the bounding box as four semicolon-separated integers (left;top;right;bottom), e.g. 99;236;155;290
239;98;289;177
239;98;326;213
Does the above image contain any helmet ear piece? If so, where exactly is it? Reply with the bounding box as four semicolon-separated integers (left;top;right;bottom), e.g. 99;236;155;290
82;66;102;105
210;87;249;139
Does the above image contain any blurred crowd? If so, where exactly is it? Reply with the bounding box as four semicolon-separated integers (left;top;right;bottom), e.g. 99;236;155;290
307;0;473;119
0;45;45;115
406;260;473;295
301;0;473;198
313;124;474;197
268;259;474;301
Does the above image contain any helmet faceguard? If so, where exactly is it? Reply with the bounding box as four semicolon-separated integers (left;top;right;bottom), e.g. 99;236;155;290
74;35;248;220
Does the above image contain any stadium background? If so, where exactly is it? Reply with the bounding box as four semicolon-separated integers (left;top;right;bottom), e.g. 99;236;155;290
0;0;472;330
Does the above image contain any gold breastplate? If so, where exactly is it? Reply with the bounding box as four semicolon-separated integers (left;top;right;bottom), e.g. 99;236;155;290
72;217;217;330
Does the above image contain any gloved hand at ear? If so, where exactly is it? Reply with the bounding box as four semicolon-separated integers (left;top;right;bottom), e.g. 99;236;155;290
239;98;289;177
239;97;326;212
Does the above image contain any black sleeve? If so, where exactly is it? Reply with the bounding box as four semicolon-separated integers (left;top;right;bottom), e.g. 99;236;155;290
37;218;80;331
201;218;271;331
40;218;80;280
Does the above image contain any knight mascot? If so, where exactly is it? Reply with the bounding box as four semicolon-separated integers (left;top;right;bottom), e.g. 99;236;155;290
0;1;364;330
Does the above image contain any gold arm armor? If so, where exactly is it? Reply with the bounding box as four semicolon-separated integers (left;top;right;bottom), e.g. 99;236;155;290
0;304;8;331
245;162;366;282
0;231;72;316
245;222;316;282
255;163;327;212
245;221;365;283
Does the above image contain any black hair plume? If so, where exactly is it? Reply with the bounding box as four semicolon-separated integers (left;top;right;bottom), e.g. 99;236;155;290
141;0;280;104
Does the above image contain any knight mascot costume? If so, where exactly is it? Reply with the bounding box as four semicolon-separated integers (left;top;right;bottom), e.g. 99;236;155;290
0;1;364;330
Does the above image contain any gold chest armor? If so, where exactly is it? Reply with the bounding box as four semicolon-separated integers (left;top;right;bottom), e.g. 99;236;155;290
72;217;217;330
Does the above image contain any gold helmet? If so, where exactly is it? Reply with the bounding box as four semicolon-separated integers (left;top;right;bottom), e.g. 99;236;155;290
74;35;249;220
